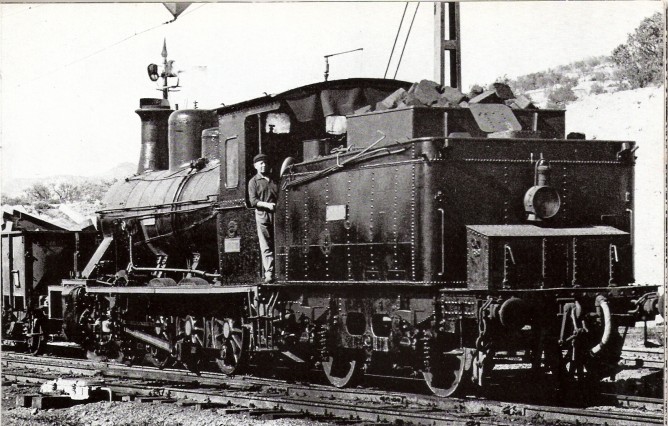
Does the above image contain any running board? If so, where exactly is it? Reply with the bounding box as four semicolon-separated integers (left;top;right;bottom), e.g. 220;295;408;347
124;328;171;352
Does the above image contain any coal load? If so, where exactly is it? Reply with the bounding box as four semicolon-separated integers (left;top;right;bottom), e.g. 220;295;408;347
356;79;536;114
353;79;541;139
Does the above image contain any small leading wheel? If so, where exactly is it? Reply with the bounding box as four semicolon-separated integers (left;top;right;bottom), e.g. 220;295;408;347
321;350;363;388
146;345;174;369
26;318;47;356
213;317;248;375
115;341;145;366
423;348;473;397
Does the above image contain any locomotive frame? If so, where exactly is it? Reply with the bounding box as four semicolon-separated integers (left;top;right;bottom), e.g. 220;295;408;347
32;77;660;398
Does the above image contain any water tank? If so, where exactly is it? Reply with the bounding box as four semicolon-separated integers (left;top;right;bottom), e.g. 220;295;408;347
168;109;217;170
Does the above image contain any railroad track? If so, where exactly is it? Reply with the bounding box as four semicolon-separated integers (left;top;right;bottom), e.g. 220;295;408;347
2;351;663;426
620;346;664;369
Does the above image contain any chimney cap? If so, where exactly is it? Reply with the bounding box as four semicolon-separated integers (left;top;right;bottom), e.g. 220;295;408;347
139;98;171;109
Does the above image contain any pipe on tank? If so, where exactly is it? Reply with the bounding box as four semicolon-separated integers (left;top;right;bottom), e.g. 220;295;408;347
135;98;173;174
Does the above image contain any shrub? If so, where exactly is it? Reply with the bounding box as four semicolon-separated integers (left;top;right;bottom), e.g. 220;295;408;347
590;83;605;95
512;69;579;93
548;84;578;107
613;81;632;92
585;56;604;68
2;195;29;205
33;201;53;211
590;71;607;82
573;60;588;71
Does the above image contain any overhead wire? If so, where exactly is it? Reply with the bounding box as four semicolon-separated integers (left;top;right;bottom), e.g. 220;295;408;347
2;4;45;18
393;2;420;80
20;4;207;86
383;3;409;79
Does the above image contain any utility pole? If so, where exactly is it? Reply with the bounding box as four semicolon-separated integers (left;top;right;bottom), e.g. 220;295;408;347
434;2;461;89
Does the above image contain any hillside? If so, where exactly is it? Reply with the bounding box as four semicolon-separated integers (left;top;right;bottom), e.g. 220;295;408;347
1;162;136;198
501;56;624;109
567;86;664;286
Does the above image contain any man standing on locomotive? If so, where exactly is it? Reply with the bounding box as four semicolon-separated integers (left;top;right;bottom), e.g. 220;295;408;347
248;153;277;283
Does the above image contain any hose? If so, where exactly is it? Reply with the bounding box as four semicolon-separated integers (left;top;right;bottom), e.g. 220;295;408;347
590;295;611;355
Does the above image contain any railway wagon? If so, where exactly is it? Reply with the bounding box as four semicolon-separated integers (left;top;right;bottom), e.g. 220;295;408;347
1;209;97;354
46;78;659;397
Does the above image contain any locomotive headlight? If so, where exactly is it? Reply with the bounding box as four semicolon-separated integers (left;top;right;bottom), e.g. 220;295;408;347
524;185;561;220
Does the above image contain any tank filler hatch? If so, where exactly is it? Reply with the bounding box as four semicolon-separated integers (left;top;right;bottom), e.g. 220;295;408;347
469;104;541;139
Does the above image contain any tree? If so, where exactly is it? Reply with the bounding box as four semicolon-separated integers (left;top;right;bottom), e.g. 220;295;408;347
612;13;663;88
79;179;117;203
50;181;83;203
24;183;53;202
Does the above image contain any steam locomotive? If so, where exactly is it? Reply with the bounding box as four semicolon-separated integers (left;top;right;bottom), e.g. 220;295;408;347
30;77;659;396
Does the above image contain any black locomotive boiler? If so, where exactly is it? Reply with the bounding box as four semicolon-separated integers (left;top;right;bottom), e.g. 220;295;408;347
46;78;659;397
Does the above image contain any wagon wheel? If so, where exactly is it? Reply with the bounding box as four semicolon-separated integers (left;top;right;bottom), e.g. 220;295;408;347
213;317;248;375
321;349;363;388
145;316;175;369
558;301;621;384
423;347;473;397
26;318;47;356
471;347;495;388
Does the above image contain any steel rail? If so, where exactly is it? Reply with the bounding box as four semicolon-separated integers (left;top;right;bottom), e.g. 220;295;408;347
2;352;662;426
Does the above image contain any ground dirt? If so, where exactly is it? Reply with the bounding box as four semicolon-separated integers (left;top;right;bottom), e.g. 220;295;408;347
0;381;333;426
2;326;661;426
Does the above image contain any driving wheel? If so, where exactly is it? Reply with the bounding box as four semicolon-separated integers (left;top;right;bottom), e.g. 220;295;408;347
213;317;248;375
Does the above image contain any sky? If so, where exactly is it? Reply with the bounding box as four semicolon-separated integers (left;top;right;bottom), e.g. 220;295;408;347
0;1;663;182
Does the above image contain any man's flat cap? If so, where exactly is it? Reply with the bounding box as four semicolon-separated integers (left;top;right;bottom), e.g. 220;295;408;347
253;153;268;163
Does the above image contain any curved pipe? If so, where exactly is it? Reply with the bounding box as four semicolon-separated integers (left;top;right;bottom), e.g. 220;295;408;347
590;296;612;355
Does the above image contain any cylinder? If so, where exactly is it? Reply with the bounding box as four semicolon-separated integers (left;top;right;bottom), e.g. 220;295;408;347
135;98;173;174
168;110;217;170
201;127;220;160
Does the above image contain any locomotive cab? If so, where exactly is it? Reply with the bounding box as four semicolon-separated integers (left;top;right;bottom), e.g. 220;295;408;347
215;79;410;283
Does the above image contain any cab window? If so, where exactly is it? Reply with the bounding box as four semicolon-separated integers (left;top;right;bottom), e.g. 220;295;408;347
225;137;239;188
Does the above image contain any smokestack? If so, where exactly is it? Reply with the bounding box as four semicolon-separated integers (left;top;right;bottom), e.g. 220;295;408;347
135;98;173;174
